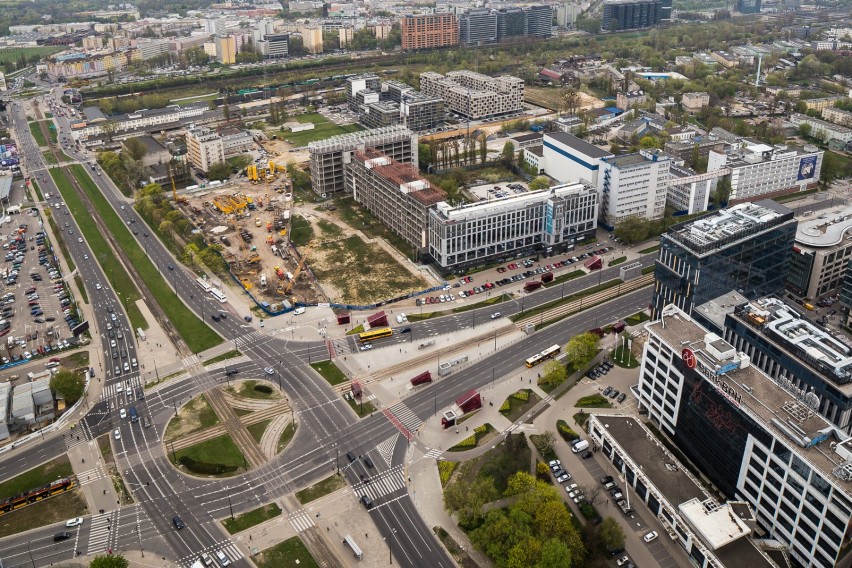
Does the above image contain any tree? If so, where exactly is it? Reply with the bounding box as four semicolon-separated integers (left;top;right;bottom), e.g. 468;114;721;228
599;517;626;550
122;137;148;162
529;176;551;190
90;554;130;568
479;134;488;163
798;123;812;138
206;162;232;181
539;360;566;389
714;175;731;205
614;217;650;244
50;370;84;404
501;141;516;168
532;431;556;458
564;333;599;370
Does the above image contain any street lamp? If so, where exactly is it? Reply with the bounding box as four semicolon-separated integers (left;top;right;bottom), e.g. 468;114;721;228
226;486;234;519
384;528;398;565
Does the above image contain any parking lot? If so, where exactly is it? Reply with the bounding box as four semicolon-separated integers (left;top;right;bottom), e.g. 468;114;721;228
0;200;83;366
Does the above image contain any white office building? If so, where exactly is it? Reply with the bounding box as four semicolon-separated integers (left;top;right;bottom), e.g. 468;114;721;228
638;304;852;568
789;113;852;144
543;132;613;188
598;149;669;228
186;127;225;173
427;182;597;272
667;164;712;215
708;140;823;203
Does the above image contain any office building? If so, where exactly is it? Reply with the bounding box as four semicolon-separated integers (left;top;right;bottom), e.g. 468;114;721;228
215;35;237;65
124;136;171;167
497;8;527;39
360;101;402;129
587;414;778;568
543;131;613;187
524;5;553;37
787;206;852;299
682;92;710;114
555;3;581;27
428;183;597;273
666;164;711;215
346;73;382;112
308;125;417;197
72;103;208;140
601;0;666;32
220;129;254;156
735;0;761;13
459;6;552;45
346;149;446;254
186;127;225;174
400;14;459;50
708;141;823;203
301;27;323;54
598;149;669;228
459;8;498;45
261;34;289;59
697;295;852;432
638;303;852;568
419;71;523;120
652;200;796;317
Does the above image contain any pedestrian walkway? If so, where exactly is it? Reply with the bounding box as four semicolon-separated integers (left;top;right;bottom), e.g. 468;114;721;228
177;540;243;568
382;401;421;440
85;512;116;555
289;509;316;533
354;464;407;502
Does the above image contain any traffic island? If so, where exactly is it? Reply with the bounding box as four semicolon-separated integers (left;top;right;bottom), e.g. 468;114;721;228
295;474;347;505
169;433;248;477
163;393;221;443
222;503;282;534
498;389;541;422
253;536;320;568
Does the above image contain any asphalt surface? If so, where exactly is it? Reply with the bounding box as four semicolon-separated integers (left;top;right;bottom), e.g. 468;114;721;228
1;84;654;568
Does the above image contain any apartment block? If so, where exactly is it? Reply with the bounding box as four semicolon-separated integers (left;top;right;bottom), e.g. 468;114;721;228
186;127;225;174
598;149;669;227
616;89;647;110
346;73;382;112
790;113;852;144
301;27;323;54
638;303;852;568
459;8;499;45
419;70;523;120
346;149;446;254
308;125;417;197
681;92;710;113
215;35;236;65
360;101;402;129
428;182;597;272
787;205;852;299
652;200;796;317
601;0;666;31
401;13;459;50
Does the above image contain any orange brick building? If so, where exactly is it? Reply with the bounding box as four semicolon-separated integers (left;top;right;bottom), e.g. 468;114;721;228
401;14;459;50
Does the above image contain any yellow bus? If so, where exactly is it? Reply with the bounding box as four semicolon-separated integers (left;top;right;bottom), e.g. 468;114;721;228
525;344;561;368
358;328;393;342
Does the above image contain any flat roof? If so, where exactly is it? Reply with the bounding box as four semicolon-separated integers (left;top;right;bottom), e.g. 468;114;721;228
665;200;793;256
650;305;852;490
679;498;751;549
597;415;708;506
694;290;749;331
714;533;776;568
125;135;166;154
543;131;612;159
795;205;852;248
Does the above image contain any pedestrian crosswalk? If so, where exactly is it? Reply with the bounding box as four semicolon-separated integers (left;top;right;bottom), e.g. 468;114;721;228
384;401;422;439
76;463;106;486
234;331;266;348
86;513;115;555
181;354;200;368
179;541;244;568
375;435;398;468
423;448;443;460
289;509;315;533
63;428;92;451
356;465;407;502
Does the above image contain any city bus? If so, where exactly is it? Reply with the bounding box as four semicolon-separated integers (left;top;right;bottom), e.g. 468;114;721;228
209;288;227;303
358;328;393;342
525;344;561;368
196;277;211;292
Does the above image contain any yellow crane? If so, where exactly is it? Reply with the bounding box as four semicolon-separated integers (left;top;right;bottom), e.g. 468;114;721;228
170;167;187;205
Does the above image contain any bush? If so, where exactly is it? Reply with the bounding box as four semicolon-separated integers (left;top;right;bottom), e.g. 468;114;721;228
474;424;488;434
512;389;530;402
254;384;273;394
454;434;478;449
438;460;458;486
499;399;511;412
579;502;600;520
557;419;580;442
178;455;238;475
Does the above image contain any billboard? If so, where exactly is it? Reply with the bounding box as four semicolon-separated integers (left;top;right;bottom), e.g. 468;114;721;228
797;155;818;181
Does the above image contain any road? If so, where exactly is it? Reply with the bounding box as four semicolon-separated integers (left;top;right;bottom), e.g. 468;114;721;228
1;84;654;568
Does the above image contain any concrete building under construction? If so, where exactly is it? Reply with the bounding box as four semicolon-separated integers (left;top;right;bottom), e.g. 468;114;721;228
346;149;446;255
308;125;418;197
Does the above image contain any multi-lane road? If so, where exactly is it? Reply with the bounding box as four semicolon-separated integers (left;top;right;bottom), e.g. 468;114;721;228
0;85;655;568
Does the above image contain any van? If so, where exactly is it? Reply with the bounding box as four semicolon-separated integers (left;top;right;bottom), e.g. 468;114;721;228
571;440;590;453
129;406;138;423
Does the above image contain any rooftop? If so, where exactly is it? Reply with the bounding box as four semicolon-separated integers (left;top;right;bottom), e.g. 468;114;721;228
354;149;446;207
665;200;794;256
651;305;852;490
433;182;592;222
795;205;852;248
543;131;612;159
124;135;166;154
678;498;751;550
512;132;543;143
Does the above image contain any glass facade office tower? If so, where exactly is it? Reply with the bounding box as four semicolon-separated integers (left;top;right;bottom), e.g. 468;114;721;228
652;200;796;317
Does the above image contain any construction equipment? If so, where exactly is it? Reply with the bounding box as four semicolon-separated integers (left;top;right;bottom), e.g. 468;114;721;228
247;164;259;183
170;168;187;205
245;253;261;264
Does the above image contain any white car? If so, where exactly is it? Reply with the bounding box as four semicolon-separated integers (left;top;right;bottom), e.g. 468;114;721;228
83;254;88;260
643;531;658;543
95;283;102;290
263;367;275;375
119;408;127;419
293;307;305;315
114;429;121;440
490;312;502;319
548;459;561;469
77;238;83;243
617;555;630;566
359;344;372;351
556;474;570;483
65;517;84;527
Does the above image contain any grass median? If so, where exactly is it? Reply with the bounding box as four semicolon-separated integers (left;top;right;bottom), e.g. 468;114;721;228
222;502;281;534
67;164;221;352
50;168;145;330
28;121;47;146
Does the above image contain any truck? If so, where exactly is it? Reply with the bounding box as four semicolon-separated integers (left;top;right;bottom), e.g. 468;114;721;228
524;281;543;292
541;272;554;284
410;371;432;386
441;390;482;428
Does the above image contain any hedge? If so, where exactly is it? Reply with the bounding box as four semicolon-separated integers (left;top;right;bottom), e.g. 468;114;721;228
557;419;580;443
499;399;511;412
438;460;458;486
178;455;239;475
254;384;273;394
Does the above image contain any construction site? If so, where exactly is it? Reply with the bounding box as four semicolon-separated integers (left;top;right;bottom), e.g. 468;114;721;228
175;159;328;309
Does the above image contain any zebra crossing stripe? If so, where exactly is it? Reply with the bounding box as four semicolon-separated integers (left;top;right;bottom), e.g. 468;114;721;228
86;514;112;554
288;510;315;533
358;466;407;501
388;402;422;432
375;434;398;468
424;448;443;460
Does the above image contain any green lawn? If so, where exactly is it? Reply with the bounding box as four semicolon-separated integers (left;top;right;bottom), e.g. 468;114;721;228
235;380;280;400
295;474;347;504
28;122;47;146
281;113;363;146
612;346;640;368
638;244;660;254
0;490;88;538
41;150;57;164
50;168;145;330
173;434;245;472
247;419;272;444
43;210;74;272
607;256;627;267
0;456;73;501
222;503;282;534
278;422;297;453
346;396;376;417
254;536;319;568
310;361;348;386
203;349;241;366
164;394;220;441
28;178;43;201
0;46;62;66
68;165;221;352
500;389;542;422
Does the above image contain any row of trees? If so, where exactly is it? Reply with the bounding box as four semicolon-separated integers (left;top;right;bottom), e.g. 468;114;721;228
97;148;149;197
